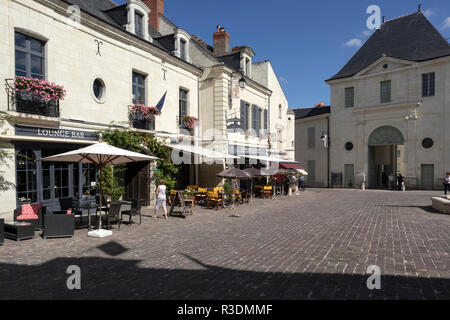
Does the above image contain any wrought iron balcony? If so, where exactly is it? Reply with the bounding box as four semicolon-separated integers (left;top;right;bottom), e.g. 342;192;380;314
176;116;195;136
130;112;155;131
5;79;60;118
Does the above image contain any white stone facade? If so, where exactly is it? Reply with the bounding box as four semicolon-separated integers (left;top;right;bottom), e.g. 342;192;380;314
0;0;200;218
327;56;450;190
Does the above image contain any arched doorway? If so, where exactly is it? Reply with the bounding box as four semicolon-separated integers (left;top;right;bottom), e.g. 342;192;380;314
368;126;405;189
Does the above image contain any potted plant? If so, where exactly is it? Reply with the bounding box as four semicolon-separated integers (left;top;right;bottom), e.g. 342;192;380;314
180;115;199;130
129;104;161;118
14;76;66;102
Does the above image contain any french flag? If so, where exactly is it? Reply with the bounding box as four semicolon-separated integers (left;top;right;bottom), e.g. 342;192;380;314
156;91;167;112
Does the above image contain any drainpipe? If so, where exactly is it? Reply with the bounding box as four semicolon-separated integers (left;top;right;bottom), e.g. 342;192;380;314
327;115;330;188
195;75;200;185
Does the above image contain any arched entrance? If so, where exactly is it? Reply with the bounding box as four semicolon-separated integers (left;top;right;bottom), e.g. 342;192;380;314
368;126;405;189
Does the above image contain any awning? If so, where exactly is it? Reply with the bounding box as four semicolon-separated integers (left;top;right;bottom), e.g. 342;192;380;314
280;162;305;170
165;144;238;160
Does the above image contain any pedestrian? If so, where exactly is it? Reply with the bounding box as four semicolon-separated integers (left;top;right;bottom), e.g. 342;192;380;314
444;172;450;195
397;173;404;191
382;172;388;189
298;175;305;191
388;173;394;190
153;179;168;219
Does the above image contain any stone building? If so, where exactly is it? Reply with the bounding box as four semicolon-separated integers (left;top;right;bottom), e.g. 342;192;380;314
294;105;330;188
0;0;295;219
326;10;450;190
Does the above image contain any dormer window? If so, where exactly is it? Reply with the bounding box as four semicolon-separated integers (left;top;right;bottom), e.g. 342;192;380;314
180;39;187;60
125;0;152;42
134;11;144;37
175;29;191;62
245;58;251;76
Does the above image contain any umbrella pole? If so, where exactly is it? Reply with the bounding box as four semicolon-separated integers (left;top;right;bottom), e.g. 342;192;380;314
98;165;103;230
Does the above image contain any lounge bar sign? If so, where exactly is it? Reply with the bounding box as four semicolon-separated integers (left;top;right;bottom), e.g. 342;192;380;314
15;125;99;141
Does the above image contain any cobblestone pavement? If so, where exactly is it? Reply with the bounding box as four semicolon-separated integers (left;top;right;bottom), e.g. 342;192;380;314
0;189;449;300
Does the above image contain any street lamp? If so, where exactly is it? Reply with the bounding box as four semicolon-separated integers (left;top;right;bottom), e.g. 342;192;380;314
320;131;329;148
232;70;246;90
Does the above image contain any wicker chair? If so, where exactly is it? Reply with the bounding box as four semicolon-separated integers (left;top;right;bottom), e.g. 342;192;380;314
101;202;122;229
121;199;142;225
14;204;45;231
42;211;74;239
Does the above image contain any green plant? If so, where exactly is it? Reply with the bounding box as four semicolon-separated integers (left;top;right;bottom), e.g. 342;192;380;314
183;188;195;197
223;179;233;195
0;112;14;192
100;129;179;192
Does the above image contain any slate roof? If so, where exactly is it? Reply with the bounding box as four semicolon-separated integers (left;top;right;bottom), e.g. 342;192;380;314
60;0;170;53
294;107;330;120
328;12;450;81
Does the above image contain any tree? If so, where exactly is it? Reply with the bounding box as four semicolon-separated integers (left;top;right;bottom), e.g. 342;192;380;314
0;112;14;191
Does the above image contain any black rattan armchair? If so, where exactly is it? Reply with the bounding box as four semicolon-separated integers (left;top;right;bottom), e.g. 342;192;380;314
13;205;45;230
42;211;75;239
101;202;121;230
121;199;142;225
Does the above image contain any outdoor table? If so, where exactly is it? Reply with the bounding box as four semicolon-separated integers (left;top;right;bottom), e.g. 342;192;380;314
74;202;99;230
4;222;34;241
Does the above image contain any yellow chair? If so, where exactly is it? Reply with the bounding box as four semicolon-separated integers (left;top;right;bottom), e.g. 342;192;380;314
263;186;273;199
207;191;223;210
195;187;207;205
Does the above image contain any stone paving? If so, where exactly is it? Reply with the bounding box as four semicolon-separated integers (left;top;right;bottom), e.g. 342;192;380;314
0;189;449;300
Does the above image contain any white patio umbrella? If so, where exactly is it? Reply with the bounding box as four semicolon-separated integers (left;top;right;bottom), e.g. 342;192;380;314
39;142;159;238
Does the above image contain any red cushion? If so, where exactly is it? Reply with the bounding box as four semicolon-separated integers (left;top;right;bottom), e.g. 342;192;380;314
67;208;72;215
17;204;41;220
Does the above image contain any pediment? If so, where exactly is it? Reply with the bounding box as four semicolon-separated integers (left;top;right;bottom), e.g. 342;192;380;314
355;57;416;78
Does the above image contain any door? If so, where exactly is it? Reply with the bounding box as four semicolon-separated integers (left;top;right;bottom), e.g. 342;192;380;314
126;162;150;206
421;164;434;190
344;164;355;188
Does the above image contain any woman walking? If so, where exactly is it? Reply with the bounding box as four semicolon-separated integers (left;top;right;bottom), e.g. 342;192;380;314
153;179;168;219
444;172;450;195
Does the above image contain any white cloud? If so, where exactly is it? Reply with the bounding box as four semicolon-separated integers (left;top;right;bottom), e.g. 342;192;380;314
423;8;435;18
361;30;372;37
443;17;450;29
343;38;362;48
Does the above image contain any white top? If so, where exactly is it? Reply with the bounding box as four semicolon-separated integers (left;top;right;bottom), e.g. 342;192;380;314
157;185;167;200
445;176;450;183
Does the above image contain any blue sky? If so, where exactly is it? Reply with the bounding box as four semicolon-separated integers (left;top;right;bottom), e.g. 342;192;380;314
115;0;450;109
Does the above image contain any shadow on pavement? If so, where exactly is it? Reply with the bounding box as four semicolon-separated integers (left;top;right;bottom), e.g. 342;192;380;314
0;254;448;300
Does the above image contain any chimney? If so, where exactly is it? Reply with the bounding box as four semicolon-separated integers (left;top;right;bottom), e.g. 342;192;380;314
142;0;164;31
213;25;230;56
418;4;422;12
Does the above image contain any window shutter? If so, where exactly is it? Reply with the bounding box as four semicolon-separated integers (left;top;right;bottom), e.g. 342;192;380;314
264;109;268;133
307;127;315;148
252;105;258;134
240;100;245;131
